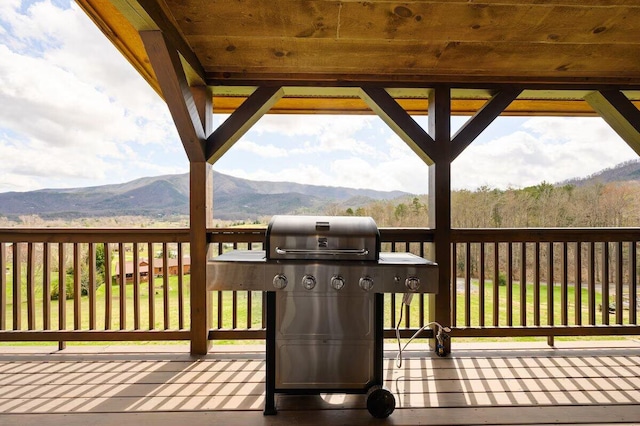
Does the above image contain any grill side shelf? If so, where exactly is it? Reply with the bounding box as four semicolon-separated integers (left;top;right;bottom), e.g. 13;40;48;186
207;250;438;293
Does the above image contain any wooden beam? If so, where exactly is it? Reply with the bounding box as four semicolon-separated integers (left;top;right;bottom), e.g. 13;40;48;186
140;30;206;162
359;87;436;165
451;88;523;160
427;86;452;354
191;85;214;139
190;161;213;355
206;86;284;164
585;90;640;155
110;0;205;85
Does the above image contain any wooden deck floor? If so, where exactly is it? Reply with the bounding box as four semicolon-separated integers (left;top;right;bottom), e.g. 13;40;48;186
0;340;639;426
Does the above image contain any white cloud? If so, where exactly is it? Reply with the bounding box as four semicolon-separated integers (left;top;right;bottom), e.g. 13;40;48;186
233;140;290;158
0;1;185;191
453;117;638;190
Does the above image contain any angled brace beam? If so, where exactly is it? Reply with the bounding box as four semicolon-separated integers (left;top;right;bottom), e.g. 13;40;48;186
206;86;285;164
451;88;522;161
359;87;436;166
585;90;640;156
140;30;206;162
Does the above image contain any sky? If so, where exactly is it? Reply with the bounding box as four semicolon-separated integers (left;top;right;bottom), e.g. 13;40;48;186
0;0;638;196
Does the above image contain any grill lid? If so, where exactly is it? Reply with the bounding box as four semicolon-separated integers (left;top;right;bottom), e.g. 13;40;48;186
266;215;380;261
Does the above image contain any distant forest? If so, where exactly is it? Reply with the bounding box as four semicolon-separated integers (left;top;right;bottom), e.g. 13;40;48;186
332;180;640;228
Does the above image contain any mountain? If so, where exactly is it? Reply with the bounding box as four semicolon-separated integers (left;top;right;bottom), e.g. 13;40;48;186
0;172;408;221
561;159;640;187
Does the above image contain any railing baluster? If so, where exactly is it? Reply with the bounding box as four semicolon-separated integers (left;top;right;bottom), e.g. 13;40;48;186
148;242;155;329
547;242;554;346
479;243;485;327
602;242;610;325
493;242;499;326
534;242;540;326
507;242;513;327
574;242;582;326
0;243;5;330
27;243;36;330
133;242;140;330
419;241;426;328
520;242;527;327
58;243;66;349
561;242;568;326
43;243;51;330
13;243;22;330
630;242;637;325
615;241;623;325
232;291;238;330
117;243;125;330
451;242;457;327
588;242;596;325
88;243;96;330
217;242;223;329
177;243;184;330
247;291;253;329
163;242;169;330
74;243;82;330
463;242;470;327
104;243;112;330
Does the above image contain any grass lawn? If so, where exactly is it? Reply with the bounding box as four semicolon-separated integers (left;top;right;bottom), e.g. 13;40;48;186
1;268;634;345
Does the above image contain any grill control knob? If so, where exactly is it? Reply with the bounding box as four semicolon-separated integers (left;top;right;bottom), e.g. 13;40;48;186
301;274;316;290
331;275;345;291
272;274;288;289
405;276;421;291
359;276;374;292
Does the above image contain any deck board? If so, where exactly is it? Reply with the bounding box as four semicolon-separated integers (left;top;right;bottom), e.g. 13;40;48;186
0;341;639;425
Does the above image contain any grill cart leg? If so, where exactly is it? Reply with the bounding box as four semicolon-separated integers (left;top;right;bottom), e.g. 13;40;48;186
366;294;395;418
264;291;277;415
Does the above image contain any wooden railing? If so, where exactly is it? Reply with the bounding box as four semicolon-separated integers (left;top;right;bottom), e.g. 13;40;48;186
2;227;639;346
451;228;640;343
0;229;190;346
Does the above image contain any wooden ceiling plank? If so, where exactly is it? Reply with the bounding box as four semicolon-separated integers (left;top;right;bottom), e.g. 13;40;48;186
169;1;640;44
140;30;206;162
206;86;285;164
451;88;523;160
191;37;640;81
359;87;435;166
585;90;640;155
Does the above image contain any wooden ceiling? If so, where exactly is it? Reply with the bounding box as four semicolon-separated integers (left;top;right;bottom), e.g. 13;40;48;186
78;0;640;115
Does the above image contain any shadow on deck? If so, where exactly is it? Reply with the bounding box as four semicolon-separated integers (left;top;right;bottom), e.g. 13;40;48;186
0;341;639;425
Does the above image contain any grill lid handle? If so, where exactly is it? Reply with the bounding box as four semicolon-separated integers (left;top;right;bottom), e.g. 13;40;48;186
274;247;369;256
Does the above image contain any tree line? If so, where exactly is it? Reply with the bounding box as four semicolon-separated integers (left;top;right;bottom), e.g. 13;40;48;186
333;180;640;228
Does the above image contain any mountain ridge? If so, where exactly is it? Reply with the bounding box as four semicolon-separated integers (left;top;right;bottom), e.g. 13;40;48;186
0;171;408;221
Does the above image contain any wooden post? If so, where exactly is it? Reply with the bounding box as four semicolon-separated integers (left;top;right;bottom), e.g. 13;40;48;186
190;161;213;355
427;86;452;354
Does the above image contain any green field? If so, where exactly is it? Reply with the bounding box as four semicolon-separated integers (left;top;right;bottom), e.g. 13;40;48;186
0;266;633;345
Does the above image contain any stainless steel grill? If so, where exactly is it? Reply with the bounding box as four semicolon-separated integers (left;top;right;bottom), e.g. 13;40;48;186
207;215;438;418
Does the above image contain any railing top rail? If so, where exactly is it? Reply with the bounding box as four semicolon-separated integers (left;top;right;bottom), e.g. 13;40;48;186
452;227;640;243
0;228;190;243
2;226;638;244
